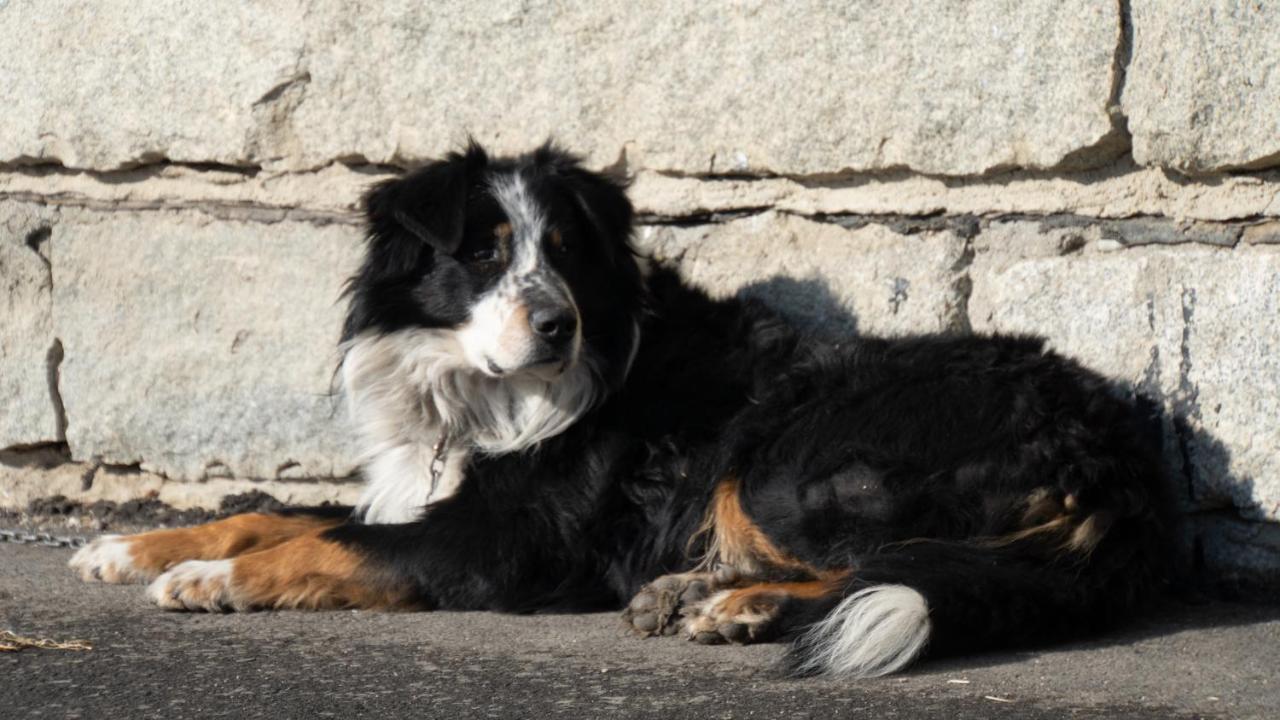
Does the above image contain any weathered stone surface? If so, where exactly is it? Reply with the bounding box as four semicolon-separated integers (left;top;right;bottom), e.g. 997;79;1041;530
970;227;1280;521
970;221;1167;381
1125;1;1280;172
52;208;362;481
297;1;1122;175
1178;247;1280;521
0;202;63;448
637;212;969;337
1097;218;1241;248
4;1;1120;176
0;0;308;169
0;456;361;512
1243;221;1280;245
0;165;373;220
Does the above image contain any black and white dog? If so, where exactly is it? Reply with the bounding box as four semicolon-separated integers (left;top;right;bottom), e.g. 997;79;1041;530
70;143;1173;677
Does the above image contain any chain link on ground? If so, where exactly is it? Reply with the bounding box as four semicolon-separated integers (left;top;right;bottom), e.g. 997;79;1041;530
0;630;93;652
2;529;97;654
0;528;92;549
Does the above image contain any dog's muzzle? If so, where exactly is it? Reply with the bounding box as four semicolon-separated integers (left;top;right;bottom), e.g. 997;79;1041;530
520;290;578;370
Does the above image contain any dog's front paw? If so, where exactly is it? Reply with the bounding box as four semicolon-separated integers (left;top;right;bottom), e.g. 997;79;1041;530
623;567;741;637
148;560;242;612
69;535;152;584
682;588;783;645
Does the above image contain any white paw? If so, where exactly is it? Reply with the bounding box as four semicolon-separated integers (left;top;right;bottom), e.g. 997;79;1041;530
683;589;781;645
148;559;241;612
68;535;150;584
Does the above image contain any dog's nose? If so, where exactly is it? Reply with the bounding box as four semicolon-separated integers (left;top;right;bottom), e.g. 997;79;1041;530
529;306;577;343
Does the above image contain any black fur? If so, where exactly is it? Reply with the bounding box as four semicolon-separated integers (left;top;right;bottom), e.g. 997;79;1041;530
332;143;1174;672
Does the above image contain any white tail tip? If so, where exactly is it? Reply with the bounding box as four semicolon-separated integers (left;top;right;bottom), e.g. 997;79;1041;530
792;584;931;678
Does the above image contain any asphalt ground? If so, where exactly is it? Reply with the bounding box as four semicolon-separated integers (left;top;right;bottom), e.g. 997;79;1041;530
3;542;1279;719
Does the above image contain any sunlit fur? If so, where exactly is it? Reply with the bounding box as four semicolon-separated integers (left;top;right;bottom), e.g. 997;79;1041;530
341;327;601;523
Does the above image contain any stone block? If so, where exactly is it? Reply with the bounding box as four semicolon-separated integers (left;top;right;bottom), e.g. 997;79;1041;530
0;202;63;448
0;0;308;169
4;1;1121;176
637;212;969;338
1125;1;1280;172
52;208;362;480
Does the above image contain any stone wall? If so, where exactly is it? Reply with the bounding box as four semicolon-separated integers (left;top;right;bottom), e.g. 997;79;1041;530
2;1;1278;588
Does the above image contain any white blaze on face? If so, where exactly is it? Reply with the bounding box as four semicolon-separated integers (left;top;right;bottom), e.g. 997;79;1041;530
456;171;581;376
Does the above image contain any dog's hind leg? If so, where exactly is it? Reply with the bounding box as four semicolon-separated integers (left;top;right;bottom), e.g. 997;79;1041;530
625;475;837;637
69;510;348;585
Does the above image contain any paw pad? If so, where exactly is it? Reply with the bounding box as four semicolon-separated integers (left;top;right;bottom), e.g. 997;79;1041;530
622;572;717;636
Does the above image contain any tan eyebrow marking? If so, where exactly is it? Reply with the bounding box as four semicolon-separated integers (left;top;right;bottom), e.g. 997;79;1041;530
493;222;513;263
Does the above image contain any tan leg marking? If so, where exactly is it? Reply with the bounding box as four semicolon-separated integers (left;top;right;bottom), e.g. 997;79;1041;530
148;529;413;612
70;513;342;584
691;476;817;576
627;476;832;639
684;574;850;645
981;488;1114;556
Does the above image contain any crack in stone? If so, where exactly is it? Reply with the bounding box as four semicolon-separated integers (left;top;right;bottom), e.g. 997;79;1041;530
45;338;67;443
945;237;976;335
887;277;910;316
0;157;264;177
821;212;981;239
0;442;70;467
23;226;52;277
11;182;1279;246
249;69;312;164
1;191;359;226
253;72;312;108
80;459;146;492
634;207;772;228
1042;0;1135;171
1172;288;1203;507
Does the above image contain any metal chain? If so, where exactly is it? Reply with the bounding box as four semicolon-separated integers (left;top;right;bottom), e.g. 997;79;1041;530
0;528;91;549
428;431;451;499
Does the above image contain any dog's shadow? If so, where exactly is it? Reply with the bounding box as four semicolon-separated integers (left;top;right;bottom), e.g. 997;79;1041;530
736;275;860;341
910;598;1280;678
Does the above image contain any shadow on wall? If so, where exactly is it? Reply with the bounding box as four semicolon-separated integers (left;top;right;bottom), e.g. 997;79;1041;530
1135;397;1248;595
734;273;1261;596
736;275;860;340
1170;419;1277;596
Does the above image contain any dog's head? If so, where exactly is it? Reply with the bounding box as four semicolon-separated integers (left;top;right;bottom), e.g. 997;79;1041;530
342;142;644;416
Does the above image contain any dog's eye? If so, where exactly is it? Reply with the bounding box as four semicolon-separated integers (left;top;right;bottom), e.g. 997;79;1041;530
465;247;501;264
462;223;511;266
548;228;571;254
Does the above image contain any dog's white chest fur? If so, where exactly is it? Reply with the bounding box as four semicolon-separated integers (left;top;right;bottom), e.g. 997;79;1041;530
341;328;599;525
356;441;469;525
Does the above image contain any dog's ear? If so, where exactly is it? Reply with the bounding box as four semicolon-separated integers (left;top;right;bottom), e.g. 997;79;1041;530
536;143;634;261
364;142;489;255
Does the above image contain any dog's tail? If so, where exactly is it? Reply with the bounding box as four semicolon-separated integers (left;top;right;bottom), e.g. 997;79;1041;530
782;512;1172;678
